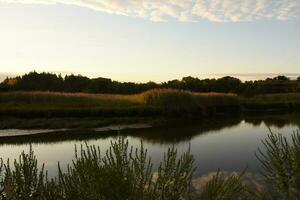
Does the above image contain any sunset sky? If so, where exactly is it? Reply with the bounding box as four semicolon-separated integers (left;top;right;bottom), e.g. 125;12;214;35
0;0;299;82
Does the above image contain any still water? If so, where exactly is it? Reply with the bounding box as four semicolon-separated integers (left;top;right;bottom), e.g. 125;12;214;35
0;114;299;181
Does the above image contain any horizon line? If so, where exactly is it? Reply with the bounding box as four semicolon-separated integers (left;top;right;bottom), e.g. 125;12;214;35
1;71;300;83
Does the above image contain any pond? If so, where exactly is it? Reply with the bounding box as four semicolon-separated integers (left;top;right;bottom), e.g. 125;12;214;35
0;113;299;183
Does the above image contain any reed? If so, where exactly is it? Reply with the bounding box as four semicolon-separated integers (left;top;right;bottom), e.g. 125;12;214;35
142;89;240;115
0;90;239;118
241;93;300;111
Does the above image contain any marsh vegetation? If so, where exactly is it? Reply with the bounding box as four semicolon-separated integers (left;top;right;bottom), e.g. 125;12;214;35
1;89;300;130
1;72;300;130
0;89;239;119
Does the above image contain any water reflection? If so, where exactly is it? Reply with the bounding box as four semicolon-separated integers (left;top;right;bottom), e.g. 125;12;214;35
192;171;267;195
0;114;299;179
0;114;299;145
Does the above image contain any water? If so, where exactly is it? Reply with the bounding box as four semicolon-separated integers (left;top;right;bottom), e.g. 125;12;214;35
0;114;299;182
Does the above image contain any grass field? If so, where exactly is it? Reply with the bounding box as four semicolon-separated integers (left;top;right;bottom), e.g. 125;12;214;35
1;90;300;129
0;89;240;118
241;93;300;111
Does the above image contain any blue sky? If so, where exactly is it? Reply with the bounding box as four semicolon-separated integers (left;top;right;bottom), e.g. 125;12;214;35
0;0;299;82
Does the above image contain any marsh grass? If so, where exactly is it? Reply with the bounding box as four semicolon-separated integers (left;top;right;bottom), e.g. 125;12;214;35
142;89;239;115
241;93;300;111
0;90;239;118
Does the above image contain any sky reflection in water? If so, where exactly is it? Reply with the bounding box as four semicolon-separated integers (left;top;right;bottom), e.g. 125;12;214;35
0;114;299;181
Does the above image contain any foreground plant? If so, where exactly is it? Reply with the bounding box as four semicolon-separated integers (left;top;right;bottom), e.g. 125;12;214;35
0;131;299;200
256;131;300;200
0;147;55;200
0;138;195;200
199;170;249;200
58;138;195;200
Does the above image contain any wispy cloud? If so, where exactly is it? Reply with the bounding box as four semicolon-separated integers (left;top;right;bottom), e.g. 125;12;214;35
1;0;299;22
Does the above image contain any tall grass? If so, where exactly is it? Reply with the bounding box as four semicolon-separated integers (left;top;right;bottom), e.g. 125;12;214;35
1;90;300;118
0;89;239;118
142;89;240;115
241;93;300;111
142;89;202;115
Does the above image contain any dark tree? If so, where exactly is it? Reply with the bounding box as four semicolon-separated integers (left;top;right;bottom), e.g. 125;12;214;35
65;74;91;92
0;71;299;95
273;75;290;81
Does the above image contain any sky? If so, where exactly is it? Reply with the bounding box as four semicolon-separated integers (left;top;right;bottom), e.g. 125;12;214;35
0;0;299;82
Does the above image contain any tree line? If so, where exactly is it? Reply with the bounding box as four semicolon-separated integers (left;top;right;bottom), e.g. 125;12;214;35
0;71;300;95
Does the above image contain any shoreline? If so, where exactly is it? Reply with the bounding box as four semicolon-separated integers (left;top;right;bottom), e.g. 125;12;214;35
0;122;153;138
1;112;300;140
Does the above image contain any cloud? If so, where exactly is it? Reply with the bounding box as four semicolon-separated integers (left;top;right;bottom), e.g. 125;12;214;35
1;0;299;22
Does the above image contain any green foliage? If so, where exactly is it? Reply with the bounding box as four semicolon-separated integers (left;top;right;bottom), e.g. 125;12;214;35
0;89;240;118
256;131;300;199
1;72;298;95
153;146;195;199
0;138;195;200
199;170;252;200
58;139;153;200
0;92;153;118
195;130;300;200
241;93;300;111
143;89;240;116
0;147;55;200
58;138;195;200
143;89;202;115
1;72;299;118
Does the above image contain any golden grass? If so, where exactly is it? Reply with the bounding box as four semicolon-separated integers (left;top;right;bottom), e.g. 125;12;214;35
241;93;300;104
0;91;139;101
0;89;241;117
0;89;235;104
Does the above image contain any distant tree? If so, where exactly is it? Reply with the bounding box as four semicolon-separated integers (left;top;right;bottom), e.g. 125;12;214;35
87;77;112;93
214;76;242;93
164;79;183;90
182;76;202;91
1;71;299;95
0;81;9;91
144;81;159;91
14;72;64;91
64;74;91;92
273;75;290;81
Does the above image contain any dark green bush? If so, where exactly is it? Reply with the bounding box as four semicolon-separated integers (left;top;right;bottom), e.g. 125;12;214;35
0;138;195;200
256;131;300;199
143;89;202;115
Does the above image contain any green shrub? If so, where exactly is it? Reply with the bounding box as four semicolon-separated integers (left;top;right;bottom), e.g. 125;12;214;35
241;93;300;111
256;131;300;199
0;147;58;200
0;138;195;200
142;89;239;116
199;170;252;200
143;89;202;115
